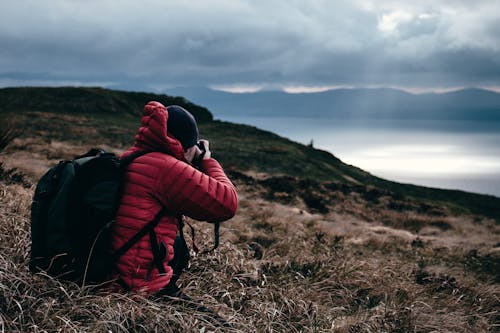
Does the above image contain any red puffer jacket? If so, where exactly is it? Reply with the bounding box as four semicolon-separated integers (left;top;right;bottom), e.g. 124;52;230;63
111;101;238;293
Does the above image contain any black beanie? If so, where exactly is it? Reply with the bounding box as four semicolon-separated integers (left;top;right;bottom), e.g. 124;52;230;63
166;105;199;150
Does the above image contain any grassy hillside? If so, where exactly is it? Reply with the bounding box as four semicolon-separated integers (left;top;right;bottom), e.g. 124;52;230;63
200;121;500;221
1;86;498;221
0;87;499;332
0;86;213;123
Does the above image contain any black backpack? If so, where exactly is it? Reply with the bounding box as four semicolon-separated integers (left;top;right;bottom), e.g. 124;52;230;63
29;148;163;285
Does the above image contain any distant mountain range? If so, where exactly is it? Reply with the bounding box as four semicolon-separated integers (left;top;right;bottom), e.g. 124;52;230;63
165;86;500;122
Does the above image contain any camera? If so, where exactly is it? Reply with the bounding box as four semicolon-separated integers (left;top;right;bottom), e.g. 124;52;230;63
196;141;206;153
192;141;206;167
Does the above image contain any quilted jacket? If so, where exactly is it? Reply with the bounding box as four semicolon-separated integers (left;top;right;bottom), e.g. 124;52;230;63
111;101;238;293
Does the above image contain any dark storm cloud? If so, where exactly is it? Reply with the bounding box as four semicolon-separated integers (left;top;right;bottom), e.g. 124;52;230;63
0;0;498;90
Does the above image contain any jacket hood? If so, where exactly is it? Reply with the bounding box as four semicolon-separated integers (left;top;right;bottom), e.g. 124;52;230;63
131;101;185;161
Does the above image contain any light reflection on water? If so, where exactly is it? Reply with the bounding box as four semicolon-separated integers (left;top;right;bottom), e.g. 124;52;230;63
219;116;500;197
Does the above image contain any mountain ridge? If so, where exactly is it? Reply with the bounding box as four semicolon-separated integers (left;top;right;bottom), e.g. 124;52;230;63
166;86;500;121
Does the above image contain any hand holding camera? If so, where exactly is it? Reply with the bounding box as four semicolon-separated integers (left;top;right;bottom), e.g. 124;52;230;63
192;139;211;167
196;139;211;160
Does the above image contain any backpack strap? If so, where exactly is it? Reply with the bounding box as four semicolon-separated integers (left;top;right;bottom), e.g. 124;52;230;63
115;150;221;276
178;216;221;254
75;148;149;166
202;222;220;254
113;151;169;277
111;150;152;220
111;208;167;261
149;229;167;275
179;216;199;253
212;222;220;251
74;148;107;159
119;150;151;169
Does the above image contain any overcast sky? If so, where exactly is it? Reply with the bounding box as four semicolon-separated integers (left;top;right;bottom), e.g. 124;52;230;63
1;0;499;93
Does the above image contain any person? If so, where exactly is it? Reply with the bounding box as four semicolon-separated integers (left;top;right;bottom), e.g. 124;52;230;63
111;101;238;296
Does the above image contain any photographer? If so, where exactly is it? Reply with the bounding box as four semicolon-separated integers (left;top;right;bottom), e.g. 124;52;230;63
110;101;238;296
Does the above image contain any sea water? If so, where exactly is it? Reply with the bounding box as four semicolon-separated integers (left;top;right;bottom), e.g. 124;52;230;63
218;115;500;198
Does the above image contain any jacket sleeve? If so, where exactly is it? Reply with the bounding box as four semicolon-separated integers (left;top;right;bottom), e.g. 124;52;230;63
155;157;238;222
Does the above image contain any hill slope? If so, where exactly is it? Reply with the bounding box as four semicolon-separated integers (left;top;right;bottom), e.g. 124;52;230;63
0;86;213;123
1;86;498;221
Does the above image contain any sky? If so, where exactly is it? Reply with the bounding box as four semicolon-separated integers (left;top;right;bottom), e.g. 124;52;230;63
1;0;499;93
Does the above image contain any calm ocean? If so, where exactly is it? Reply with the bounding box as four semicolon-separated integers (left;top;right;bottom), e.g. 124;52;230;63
218;116;500;198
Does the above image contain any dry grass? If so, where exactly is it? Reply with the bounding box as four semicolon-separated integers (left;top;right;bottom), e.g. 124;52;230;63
0;139;498;332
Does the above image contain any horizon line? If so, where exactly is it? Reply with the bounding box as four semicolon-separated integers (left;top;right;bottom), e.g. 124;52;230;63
209;84;500;95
